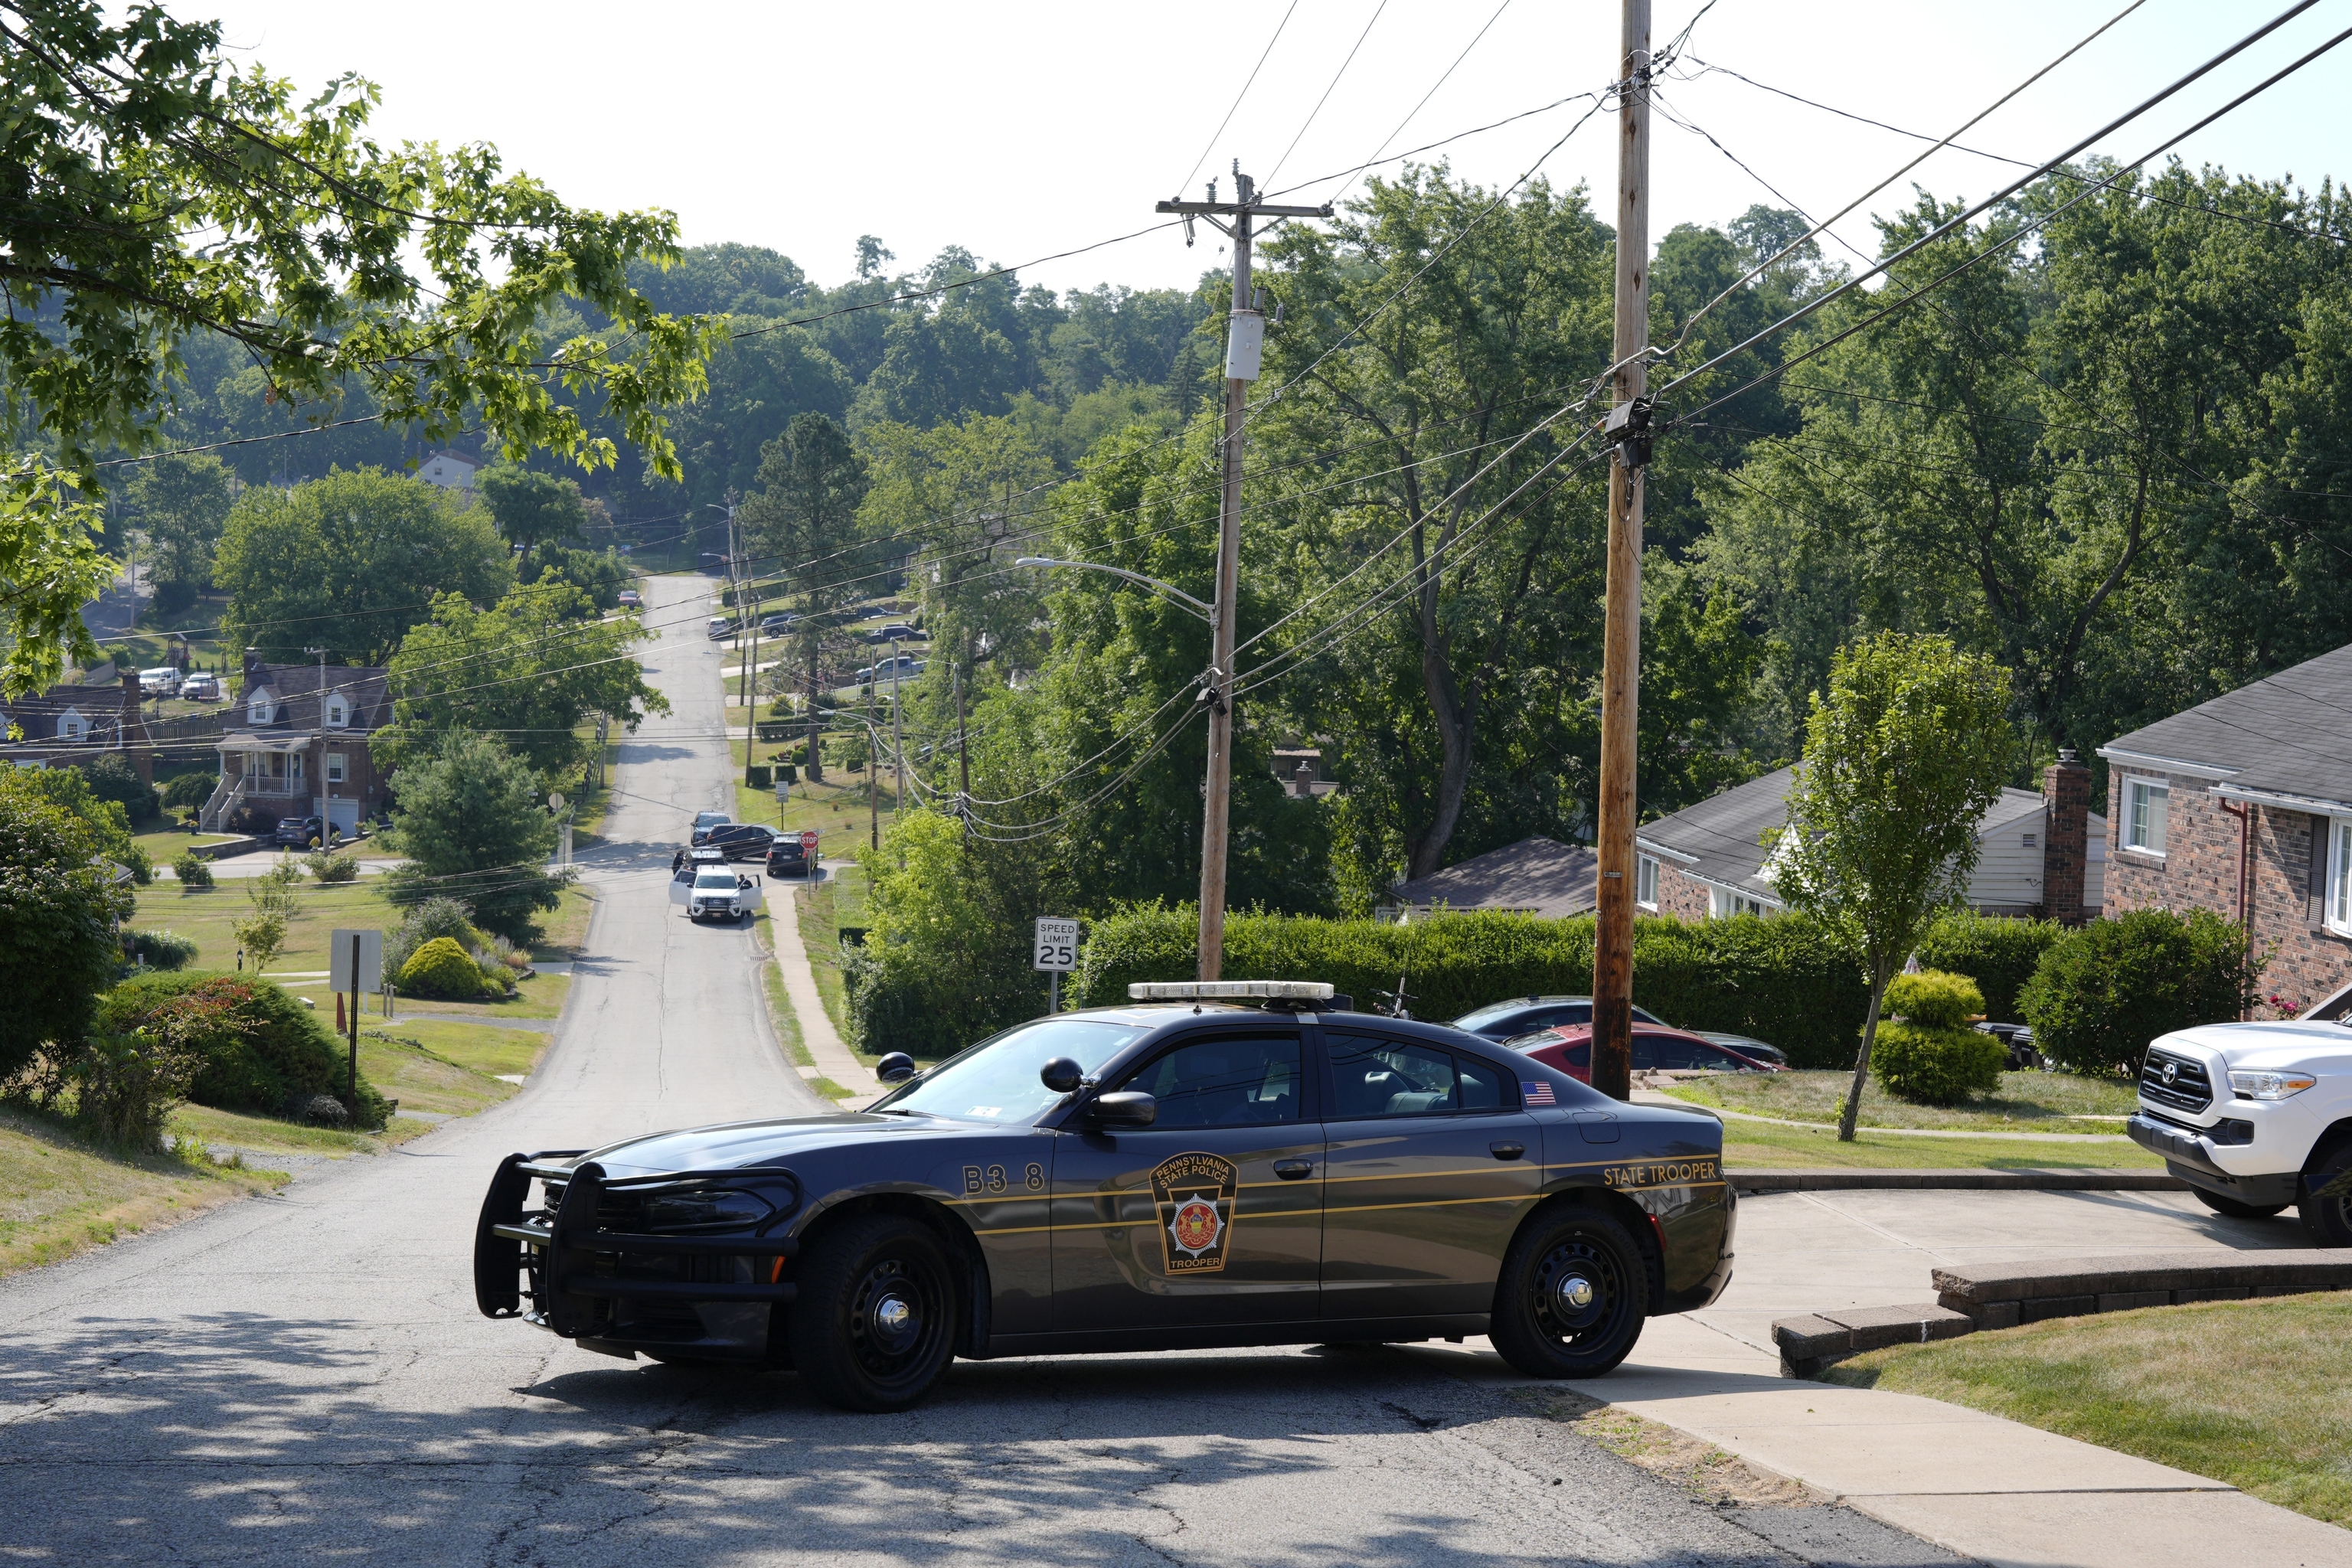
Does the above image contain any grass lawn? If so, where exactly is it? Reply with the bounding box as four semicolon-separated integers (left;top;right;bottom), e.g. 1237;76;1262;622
1716;1116;2162;1170
165;1102;436;1156
356;1029;521;1116
0;1105;286;1278
1828;1293;2352;1527
795;867;867;1060
134;828;240;860
368;1018;549;1080
1664;1068;2139;1133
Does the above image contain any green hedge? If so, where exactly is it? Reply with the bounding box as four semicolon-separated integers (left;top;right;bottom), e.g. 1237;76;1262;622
93;971;391;1126
2020;907;2259;1077
1915;911;2063;1020
1872;1022;2006;1105
1068;904;1872;1068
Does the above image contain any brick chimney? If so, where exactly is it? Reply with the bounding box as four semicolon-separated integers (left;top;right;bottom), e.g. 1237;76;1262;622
116;670;152;784
2043;748;2091;925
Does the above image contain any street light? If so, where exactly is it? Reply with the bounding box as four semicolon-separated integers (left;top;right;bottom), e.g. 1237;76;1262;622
1014;557;1215;622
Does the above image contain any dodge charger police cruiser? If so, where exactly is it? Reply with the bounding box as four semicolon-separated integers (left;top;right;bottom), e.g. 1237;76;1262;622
474;980;1736;1411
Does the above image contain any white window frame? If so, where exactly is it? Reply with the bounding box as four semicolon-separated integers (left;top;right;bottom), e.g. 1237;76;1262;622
325;752;346;785
1636;854;1659;910
324;694;348;729
1709;886;1773;920
2123;776;2170;856
58;714;84;740
248;695;273;725
2328;818;2352;938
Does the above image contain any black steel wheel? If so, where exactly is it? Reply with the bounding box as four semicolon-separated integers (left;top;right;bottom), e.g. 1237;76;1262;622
2193;1187;2288;1221
1488;1207;1648;1379
2299;1149;2352;1248
788;1214;956;1411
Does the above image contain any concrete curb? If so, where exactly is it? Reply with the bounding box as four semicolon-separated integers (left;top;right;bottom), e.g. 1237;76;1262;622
1733;1168;2186;1194
1775;1248;2352;1375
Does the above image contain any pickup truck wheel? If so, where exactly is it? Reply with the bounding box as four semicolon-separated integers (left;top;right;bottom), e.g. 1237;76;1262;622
787;1214;956;1412
2194;1187;2288;1220
1488;1208;1648;1379
2298;1152;2352;1247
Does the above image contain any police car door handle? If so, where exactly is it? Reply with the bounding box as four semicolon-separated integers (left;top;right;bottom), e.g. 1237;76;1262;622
1272;1159;1315;1179
1488;1142;1526;1161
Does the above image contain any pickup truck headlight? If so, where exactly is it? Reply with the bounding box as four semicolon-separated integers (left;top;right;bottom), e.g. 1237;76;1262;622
2230;1070;2317;1102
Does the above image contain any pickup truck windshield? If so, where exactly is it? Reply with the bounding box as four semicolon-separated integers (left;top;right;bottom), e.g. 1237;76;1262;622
693;872;737;890
879;1018;1145;1125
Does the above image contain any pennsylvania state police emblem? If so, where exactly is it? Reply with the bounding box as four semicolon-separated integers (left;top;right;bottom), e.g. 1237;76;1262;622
1149;1151;1239;1274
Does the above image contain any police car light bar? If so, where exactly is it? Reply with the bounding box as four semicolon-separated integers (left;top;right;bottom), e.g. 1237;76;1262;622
1129;980;1335;1001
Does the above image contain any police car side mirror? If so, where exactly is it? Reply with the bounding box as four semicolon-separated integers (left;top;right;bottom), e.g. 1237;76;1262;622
1040;1057;1083;1093
1086;1090;1156;1128
876;1052;917;1083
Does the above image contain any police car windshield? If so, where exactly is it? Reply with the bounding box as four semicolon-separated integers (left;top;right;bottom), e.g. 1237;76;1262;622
693;871;737;889
881;1018;1145;1125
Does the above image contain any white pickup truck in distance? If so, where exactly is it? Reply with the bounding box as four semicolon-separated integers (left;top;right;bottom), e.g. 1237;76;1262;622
2127;985;2352;1246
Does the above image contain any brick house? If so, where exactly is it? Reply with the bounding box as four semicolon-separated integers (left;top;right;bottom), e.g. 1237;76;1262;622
1381;838;1602;920
0;671;155;782
201;654;393;835
2096;642;2352;1017
1634;763;2107;923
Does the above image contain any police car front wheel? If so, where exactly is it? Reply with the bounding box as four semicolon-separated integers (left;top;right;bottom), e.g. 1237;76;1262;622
1488;1207;1647;1379
789;1214;957;1412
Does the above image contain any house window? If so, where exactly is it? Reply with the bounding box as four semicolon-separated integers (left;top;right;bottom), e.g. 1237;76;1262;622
1636;854;1659;910
325;753;346;785
288;753;303;782
2125;778;2169;855
1710;887;1772;920
248;694;273;725
325;695;348;729
58;715;84;740
2329;820;2352;937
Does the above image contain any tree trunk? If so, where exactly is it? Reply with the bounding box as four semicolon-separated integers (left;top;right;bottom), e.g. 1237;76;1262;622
1839;965;1893;1142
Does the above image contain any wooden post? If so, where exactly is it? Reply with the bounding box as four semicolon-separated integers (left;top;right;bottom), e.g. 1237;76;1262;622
1592;0;1651;1103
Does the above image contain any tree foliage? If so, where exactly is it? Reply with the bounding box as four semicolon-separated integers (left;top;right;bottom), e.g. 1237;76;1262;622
1771;632;2014;1138
476;465;587;578
0;767;130;1080
122;451;233;607
740;412;869;781
384;729;570;937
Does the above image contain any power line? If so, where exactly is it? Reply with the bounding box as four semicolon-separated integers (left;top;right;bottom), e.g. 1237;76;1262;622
1265;0;1390;189
1316;0;1512;209
1171;0;1302;201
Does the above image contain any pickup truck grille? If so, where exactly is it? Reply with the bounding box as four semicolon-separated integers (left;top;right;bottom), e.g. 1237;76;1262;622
2140;1050;2213;1114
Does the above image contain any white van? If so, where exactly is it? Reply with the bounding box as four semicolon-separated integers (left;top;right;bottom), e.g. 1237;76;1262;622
138;667;181;696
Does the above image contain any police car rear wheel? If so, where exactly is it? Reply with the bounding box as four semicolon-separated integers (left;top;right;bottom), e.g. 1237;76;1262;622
1489;1209;1647;1379
789;1214;956;1411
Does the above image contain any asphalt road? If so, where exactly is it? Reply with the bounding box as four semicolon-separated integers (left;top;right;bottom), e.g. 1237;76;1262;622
0;572;1952;1566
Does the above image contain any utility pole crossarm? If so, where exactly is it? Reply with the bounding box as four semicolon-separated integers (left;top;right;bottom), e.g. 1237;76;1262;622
1155;199;1334;218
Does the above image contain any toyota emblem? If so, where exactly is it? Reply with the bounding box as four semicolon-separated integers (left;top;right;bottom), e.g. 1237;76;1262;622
2161;1061;2178;1086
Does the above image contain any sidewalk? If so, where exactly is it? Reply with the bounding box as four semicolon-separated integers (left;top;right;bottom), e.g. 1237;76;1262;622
766;880;880;1104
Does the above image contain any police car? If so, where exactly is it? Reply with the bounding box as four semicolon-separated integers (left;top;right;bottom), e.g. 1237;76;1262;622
473;981;1736;1411
671;847;758;923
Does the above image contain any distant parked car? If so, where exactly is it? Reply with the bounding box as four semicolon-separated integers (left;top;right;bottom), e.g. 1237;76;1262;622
180;671;220;701
273;814;328;849
1450;995;1668;1041
856;655;924;684
1974;1021;2040;1070
1505;1023;1784;1083
759;612;797;636
1692;1031;1789;1070
617;589;642;609
865;622;925;644
701;822;778;861
766;831;820;878
707;616;737;640
689;811;731;846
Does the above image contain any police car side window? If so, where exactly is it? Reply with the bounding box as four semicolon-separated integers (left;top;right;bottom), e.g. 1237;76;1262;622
1328;1034;1459;1118
1454;1051;1508;1109
1121;1035;1302;1129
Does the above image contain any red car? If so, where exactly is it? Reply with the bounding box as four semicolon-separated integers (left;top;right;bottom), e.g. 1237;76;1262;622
1504;1022;1785;1083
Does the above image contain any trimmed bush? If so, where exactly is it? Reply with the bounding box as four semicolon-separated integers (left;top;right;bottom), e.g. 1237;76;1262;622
83;753;158;822
1883;969;1984;1029
171;850;214;889
93;972;391;1127
2020;907;2262;1077
1915;911;2062;1020
1871;1021;2007;1105
305;848;358;884
384;897;477;980
121;928;199;971
160;770;217;812
399;936;485;1000
1060;903;1873;1068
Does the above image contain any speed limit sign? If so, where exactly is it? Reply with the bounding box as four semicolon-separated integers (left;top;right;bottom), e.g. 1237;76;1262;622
1033;917;1079;972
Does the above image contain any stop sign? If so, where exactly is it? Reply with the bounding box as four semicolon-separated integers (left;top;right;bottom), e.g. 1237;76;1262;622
800;830;819;851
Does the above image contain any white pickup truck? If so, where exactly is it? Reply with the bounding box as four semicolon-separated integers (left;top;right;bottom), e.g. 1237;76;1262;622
2126;986;2352;1246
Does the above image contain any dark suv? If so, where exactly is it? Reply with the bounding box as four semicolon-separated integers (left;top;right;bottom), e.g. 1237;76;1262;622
701;822;777;861
273;814;326;849
1450;995;1668;1041
766;834;819;877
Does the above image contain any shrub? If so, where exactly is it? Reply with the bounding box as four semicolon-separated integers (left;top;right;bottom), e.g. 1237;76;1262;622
305;848;358;884
121;929;199;971
1871;1021;2007;1105
160;770;217;812
1883;969;1984;1029
1916;911;2062;1020
1056;904;1873;1068
172;851;214;889
2020;907;2262;1077
93;972;390;1127
400;936;485;1000
747;764;773;789
83;753;158;822
384;897;477;980
72;1031;203;1150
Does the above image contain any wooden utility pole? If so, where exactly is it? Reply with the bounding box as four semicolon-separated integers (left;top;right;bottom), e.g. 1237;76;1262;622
1157;166;1331;980
1592;0;1653;1103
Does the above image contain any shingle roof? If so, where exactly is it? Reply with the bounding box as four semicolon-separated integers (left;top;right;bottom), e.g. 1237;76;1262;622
238;662;390;733
1637;767;1795;897
1387;837;1599;917
2099;643;2352;805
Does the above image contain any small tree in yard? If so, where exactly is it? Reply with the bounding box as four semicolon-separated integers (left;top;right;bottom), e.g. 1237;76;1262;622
385;730;572;938
1769;632;2014;1140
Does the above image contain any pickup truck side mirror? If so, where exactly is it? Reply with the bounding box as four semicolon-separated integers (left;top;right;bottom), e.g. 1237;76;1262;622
1086;1090;1156;1129
875;1052;917;1083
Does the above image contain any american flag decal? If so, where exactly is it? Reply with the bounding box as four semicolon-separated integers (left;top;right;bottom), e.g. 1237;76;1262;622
1521;1081;1557;1106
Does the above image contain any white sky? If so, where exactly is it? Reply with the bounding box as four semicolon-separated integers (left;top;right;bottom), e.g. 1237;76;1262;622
194;0;2352;299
